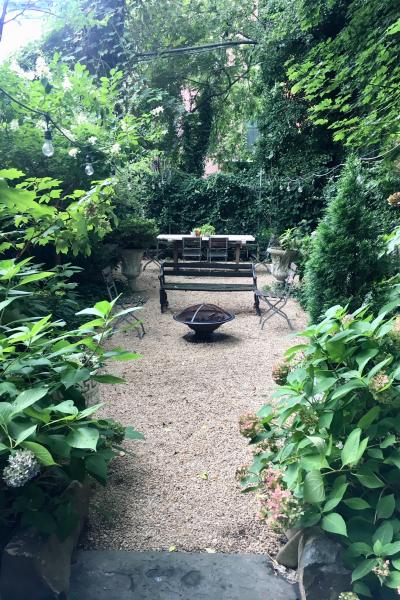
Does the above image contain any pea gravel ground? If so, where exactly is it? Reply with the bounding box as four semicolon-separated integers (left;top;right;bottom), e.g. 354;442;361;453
82;263;307;556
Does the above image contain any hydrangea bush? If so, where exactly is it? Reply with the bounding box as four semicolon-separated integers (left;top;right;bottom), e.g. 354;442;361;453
0;258;143;539
240;290;400;598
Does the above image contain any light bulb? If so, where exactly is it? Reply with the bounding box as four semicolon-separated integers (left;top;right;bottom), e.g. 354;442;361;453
85;162;94;176
42;139;54;157
42;128;54;157
298;186;303;193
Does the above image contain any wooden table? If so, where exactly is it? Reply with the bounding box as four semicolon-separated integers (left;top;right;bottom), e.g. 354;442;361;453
157;234;255;264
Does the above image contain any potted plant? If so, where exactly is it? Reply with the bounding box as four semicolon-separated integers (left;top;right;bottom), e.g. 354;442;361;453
268;223;308;281
108;217;159;290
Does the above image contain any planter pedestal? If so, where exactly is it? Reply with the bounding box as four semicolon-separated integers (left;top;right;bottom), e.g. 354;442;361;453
120;248;144;291
0;481;90;600
268;247;296;282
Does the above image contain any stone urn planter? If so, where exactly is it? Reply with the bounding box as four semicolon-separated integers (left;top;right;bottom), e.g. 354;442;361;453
268;247;296;282
120;248;144;291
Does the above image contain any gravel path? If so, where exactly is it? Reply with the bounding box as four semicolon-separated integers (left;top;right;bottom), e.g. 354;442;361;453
83;263;307;556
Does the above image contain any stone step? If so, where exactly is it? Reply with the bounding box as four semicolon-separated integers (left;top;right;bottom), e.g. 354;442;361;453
69;550;300;600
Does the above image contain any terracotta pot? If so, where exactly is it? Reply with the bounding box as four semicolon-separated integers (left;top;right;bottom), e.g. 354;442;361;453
120;248;144;291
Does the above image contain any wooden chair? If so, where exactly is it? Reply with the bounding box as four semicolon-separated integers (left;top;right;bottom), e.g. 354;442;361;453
102;267;145;338
256;263;297;330
182;236;202;261
207;236;229;261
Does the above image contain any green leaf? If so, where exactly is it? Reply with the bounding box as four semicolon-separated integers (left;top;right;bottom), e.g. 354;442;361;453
377;494;396;520
303;470;325;504
351;559;378;582
358;406;380;429
373;522;393;545
21;441;56;466
347;542;373;557
85;454;108;485
14;424;37;446
382;542;400;556
341;428;361;466
0;402;13;427
380;434;396;449
321;512;347;536
92;374;126;384
332;380;365;400
17;272;54;286
67;427;99;450
353;581;372;597
0;168;25;179
61;368;91;389
323;481;348;512
12;388;48;413
344;498;371;510
387;571;400;589
355;348;379;374
77;404;103;419
124;426;144;440
354;470;385;488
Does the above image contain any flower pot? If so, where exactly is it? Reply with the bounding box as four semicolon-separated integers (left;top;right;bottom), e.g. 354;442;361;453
120;248;144;291
267;247;296;282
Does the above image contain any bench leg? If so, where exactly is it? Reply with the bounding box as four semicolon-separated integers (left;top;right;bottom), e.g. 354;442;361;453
254;293;261;316
160;288;168;313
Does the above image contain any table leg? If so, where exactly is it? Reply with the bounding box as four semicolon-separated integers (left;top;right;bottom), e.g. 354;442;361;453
173;241;179;264
235;243;241;264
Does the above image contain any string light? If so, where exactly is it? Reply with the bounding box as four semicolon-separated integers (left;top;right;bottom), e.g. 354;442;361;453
0;86;93;175
42;116;54;157
84;155;94;176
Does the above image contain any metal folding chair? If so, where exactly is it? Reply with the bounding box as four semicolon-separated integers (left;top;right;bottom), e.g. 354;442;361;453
207;236;229;261
102;267;145;338
182;236;202;261
256;263;297;330
143;239;165;271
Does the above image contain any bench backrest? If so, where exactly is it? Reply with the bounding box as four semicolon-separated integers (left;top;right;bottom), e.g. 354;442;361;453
160;261;256;280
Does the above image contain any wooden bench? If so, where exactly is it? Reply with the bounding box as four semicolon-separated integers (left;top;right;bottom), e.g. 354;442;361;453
159;261;260;314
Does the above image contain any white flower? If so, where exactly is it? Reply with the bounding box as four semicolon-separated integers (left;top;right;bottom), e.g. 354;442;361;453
62;76;73;91
151;106;164;116
336;442;344;450
68;147;80;158
3;450;40;488
76;112;88;125
312;393;324;403
110;142;121;155
35;56;51;79
9;119;19;131
36;119;47;130
120;121;128;131
88;136;98;145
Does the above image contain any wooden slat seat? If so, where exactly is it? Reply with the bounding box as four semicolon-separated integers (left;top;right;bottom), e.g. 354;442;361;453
159;260;260;314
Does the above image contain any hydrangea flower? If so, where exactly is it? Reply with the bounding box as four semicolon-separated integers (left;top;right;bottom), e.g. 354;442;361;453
9;119;19;131
68;147;80;158
3;450;40;488
151;106;164;116
338;593;360;600
88;136;98;145
239;413;261;438
271;361;290;385
369;372;391;393
110;143;121;155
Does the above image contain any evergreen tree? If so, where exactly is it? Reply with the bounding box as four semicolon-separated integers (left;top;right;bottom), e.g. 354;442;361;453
304;157;387;322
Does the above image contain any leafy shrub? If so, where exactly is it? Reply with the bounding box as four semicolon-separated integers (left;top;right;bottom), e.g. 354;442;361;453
199;223;216;235
303;157;389;323
0;258;143;538
107;216;159;249
240;294;400;598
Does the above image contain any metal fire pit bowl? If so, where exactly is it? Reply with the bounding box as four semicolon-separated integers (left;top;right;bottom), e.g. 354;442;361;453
173;303;235;337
